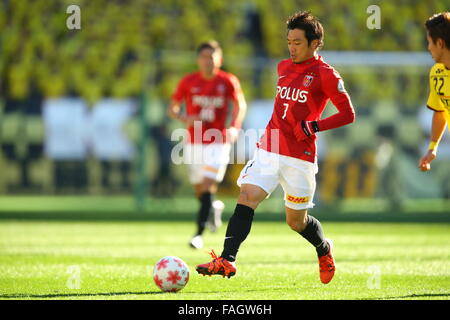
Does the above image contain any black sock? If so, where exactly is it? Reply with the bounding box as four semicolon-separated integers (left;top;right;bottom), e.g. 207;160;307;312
299;215;330;257
221;204;254;262
196;192;213;236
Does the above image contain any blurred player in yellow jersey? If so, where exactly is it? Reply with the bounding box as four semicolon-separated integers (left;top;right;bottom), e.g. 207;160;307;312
419;12;450;171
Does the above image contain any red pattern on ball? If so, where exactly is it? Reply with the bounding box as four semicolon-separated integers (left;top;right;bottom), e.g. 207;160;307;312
153;275;163;289
166;270;181;284
156;259;169;270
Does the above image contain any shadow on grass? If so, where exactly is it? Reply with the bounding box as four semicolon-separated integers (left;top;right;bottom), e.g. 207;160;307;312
0;291;166;299
0;286;299;299
371;293;450;300
0;211;449;223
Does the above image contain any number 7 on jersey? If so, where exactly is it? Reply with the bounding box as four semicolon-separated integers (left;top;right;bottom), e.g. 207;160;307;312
282;103;289;119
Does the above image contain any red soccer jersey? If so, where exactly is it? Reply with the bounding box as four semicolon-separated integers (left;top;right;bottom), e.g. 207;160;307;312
172;70;242;144
258;55;355;163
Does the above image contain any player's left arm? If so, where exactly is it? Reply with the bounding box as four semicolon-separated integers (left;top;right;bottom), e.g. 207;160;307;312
418;66;448;171
296;69;355;140
227;75;247;143
418;110;448;171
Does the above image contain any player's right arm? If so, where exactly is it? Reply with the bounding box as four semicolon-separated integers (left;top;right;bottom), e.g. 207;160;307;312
167;99;182;120
167;99;200;127
167;76;200;127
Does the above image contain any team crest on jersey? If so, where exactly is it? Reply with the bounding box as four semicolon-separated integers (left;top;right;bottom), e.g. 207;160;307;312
303;75;314;87
217;84;225;94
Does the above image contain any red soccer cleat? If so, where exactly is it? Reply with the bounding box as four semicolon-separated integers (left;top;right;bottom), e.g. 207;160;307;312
318;238;335;284
196;250;236;278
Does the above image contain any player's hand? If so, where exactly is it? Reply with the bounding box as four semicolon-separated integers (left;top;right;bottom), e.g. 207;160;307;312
226;127;239;144
418;150;436;171
294;120;319;142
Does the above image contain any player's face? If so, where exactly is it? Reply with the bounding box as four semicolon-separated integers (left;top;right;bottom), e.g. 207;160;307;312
287;29;318;64
197;48;222;75
427;33;444;63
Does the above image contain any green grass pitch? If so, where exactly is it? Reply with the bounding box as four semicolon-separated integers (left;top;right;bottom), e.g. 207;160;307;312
0;219;449;300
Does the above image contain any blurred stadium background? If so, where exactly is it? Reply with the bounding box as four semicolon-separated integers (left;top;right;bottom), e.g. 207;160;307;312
0;0;449;219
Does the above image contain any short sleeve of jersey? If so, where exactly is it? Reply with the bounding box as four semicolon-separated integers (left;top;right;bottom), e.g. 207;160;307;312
320;67;350;105
172;75;189;102
427;65;445;112
226;73;243;101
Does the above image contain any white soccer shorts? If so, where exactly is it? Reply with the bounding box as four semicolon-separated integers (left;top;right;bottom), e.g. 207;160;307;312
184;143;231;185
237;147;318;210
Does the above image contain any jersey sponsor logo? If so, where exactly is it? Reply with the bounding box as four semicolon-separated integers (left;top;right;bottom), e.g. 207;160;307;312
302;75;314;87
276;86;308;103
440;97;450;108
286;194;309;204
192;95;225;108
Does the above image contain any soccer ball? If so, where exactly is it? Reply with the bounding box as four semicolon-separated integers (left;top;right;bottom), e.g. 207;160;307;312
153;256;190;292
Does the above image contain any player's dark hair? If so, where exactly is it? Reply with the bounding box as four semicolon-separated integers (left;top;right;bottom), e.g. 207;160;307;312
286;11;324;49
425;12;450;49
196;40;222;55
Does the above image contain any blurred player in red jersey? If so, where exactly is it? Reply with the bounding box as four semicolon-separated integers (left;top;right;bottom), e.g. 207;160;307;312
196;12;355;284
168;41;247;249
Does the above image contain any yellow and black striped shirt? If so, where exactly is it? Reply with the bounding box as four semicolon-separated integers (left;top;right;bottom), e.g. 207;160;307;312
427;63;450;130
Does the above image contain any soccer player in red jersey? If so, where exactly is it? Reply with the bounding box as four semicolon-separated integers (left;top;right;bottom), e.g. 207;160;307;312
196;12;355;283
168;41;247;249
